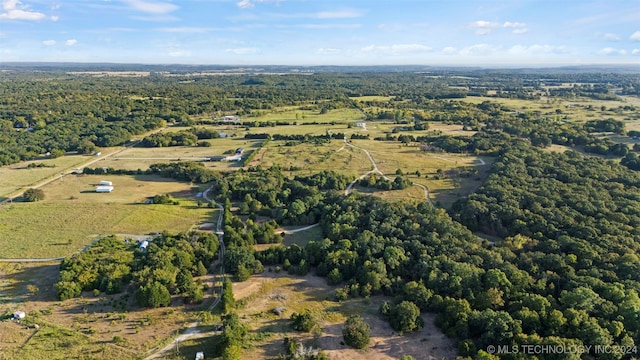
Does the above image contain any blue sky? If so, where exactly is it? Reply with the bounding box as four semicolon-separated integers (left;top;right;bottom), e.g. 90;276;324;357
1;0;639;66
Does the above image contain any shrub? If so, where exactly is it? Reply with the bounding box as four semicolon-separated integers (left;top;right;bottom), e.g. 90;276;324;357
23;188;45;202
342;315;370;349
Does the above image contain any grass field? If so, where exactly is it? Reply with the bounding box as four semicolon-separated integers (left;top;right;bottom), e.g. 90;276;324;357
461;95;640;123
0;155;93;200
0;174;216;258
247;107;364;123
257;140;373;179
0;261;220;360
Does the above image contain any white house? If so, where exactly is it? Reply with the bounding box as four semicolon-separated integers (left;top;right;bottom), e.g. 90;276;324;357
195;352;204;360
99;180;112;186
13;311;26;320
96;186;114;193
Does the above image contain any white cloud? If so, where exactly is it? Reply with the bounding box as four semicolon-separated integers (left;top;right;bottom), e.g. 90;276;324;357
441;46;457;55
65;39;77;46
42;39;56;45
508;44;568;55
361;44;432;56
0;0;46;20
237;0;252;8
600;33;621;41
459;44;500;56
237;0;281;9
225;47;259;55
502;21;527;34
631;31;640;41
50;15;58;21
469;20;499;35
503;21;526;28
122;0;177;14
597;47;627;55
632;49;640;55
316;48;341;55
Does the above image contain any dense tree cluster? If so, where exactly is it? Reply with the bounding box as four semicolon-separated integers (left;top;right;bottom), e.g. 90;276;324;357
55;232;219;307
22;188;45;202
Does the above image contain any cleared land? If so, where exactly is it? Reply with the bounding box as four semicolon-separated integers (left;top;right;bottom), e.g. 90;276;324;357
216;271;457;360
0;174;215;258
0;261;221;360
0;155;97;200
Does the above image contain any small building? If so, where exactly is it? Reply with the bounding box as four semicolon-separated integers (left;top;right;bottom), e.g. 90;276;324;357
96;186;114;193
93;151;102;156
139;240;149;251
99;180;112;186
355;122;367;129
195;352;205;360
13;311;26;320
222;115;238;122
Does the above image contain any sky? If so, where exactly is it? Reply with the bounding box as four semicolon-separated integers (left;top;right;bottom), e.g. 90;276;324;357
1;0;639;66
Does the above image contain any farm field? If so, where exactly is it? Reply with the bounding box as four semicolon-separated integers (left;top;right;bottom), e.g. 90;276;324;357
247;107;364;123
461;95;640;123
0;175;215;258
98;138;260;171
255;140;373;179
0;155;100;200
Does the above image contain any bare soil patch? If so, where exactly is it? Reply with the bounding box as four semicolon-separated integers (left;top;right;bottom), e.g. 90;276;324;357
231;271;457;360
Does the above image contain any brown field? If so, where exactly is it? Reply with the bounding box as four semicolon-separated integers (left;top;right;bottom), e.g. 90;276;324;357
0;261;220;360
225;271;458;360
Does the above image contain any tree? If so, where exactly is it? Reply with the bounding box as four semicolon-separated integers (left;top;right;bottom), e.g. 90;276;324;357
23;188;45;202
291;309;317;332
342;315;370;349
221;277;235;313
390;301;423;333
137;281;171;308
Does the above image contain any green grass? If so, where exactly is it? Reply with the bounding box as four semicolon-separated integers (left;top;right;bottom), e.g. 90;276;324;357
247;107;364;123
256;140;372;179
282;226;324;247
2;322;137;360
349;95;394;102
0;155;94;199
0;175;216;258
97;139;260;171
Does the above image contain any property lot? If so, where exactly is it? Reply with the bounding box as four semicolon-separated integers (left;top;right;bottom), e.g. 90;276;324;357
0;175;215;259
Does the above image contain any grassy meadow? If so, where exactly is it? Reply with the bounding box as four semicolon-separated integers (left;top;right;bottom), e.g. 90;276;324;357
0;155;92;200
0;174;216;258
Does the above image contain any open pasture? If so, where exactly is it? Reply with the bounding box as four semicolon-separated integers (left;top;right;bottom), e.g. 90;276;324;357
256;140;372;178
462;95;639;123
0;175;215;258
0;155;92;200
247;107;364;123
98;138;261;171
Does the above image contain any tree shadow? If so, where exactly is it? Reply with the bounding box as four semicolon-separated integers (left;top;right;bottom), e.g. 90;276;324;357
0;262;60;304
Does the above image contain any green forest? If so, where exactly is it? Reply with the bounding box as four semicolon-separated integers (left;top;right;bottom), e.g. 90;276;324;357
3;67;640;359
